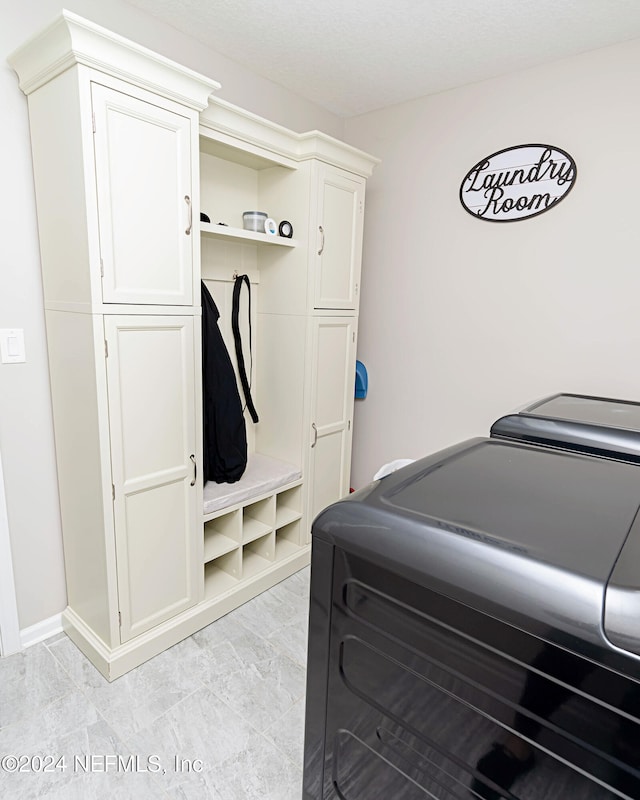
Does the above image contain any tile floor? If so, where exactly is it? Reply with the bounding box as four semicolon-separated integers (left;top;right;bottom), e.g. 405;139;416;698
0;566;310;799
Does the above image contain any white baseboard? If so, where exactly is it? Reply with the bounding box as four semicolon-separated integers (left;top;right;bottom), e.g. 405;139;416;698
20;613;64;649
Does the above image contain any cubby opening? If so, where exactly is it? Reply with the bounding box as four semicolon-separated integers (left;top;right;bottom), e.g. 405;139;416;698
275;485;303;528
198;138;297;245
275;520;303;560
204;509;241;563
204;549;241;599
242;532;274;579
243;496;275;543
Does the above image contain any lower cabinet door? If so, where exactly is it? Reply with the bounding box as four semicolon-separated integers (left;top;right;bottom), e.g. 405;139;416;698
104;315;198;642
308;316;357;524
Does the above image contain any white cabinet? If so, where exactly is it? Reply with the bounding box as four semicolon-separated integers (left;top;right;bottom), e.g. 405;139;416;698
308;317;358;521
92;84;195;306
313;163;365;311
307;163;365;524
10;12;377;680
10;12;216;679
9;12;212;314
104;316;199;641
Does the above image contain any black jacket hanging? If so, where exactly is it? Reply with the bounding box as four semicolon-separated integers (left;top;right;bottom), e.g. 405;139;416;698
201;281;247;484
232;274;259;423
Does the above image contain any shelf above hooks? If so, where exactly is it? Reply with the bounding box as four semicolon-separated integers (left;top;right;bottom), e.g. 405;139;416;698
200;222;298;248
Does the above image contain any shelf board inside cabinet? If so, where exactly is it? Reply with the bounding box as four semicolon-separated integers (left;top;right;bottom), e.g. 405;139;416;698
200;222;298;248
275;506;302;528
204;532;239;563
243;517;273;544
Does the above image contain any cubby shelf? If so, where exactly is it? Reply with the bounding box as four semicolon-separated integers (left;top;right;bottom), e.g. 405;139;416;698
200;222;298;247
202;480;305;601
243;517;273;544
203;509;241;563
275;506;302;528
203;533;238;562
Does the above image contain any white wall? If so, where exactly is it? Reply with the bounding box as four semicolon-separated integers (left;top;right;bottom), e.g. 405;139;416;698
345;38;640;489
1;1;342;629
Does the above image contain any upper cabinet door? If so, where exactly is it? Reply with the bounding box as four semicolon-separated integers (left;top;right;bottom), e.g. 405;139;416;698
314;164;365;311
92;83;194;305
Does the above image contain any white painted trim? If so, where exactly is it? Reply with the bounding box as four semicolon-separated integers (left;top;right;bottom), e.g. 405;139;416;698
65;548;310;681
20;613;64;649
200;96;380;178
0;449;21;657
8;10;219;107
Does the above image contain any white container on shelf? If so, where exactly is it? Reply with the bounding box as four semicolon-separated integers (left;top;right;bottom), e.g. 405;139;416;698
243;211;268;231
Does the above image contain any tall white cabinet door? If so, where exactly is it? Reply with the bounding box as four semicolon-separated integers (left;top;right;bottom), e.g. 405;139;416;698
92;84;194;306
104;316;198;642
308;317;357;523
314;165;365;310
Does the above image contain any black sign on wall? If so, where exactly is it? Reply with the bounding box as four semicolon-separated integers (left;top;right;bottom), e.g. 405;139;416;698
460;144;577;222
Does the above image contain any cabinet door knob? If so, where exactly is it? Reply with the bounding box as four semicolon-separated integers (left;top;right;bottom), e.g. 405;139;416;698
190;454;197;485
185;195;192;235
311;422;318;448
317;225;324;256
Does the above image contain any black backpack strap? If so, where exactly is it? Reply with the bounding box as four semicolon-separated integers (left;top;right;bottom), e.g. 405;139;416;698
232;274;259;424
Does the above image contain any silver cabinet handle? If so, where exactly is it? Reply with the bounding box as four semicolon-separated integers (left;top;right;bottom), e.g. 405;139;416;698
190;454;196;485
317;225;324;255
185;195;192;235
311;422;318;448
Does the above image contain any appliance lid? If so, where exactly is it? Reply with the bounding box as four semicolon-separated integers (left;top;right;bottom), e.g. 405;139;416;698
526;393;640;428
314;438;640;653
491;393;640;463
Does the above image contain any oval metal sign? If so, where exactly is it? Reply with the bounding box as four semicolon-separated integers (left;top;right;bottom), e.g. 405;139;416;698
460;144;577;222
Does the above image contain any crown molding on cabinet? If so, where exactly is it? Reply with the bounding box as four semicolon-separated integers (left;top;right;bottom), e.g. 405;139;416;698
8;9;219;110
201;97;380;178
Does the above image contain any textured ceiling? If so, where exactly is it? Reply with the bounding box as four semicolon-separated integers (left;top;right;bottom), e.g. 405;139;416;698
123;0;640;117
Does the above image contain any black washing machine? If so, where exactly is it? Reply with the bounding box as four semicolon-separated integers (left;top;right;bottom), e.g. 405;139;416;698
303;437;640;799
491;392;640;464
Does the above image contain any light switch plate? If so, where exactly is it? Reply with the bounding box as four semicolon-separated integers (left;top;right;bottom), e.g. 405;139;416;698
0;329;26;363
